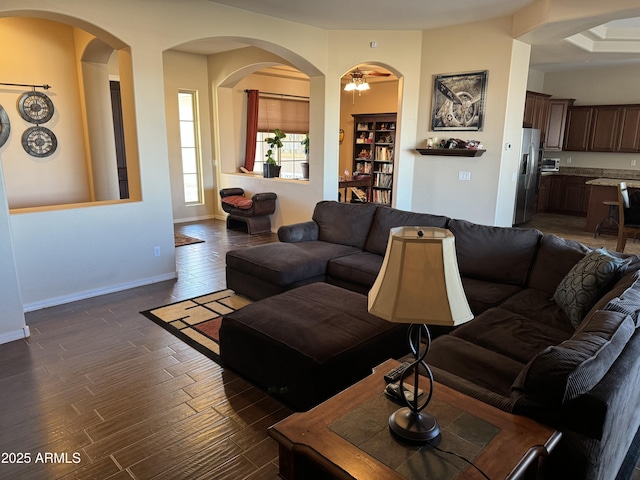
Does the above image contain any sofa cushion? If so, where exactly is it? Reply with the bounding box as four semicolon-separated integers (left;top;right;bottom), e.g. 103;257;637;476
221;195;252;209
426;335;525;398
364;206;449;256
528;234;591;295
327;251;384;289
461;277;522;315
511;309;634;406
447;219;542;287
312;201;378;250
451;307;573;364
499;288;574;332
553;248;628;328
226;241;360;286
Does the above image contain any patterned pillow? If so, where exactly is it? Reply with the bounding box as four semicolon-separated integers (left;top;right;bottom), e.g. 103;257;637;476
553;248;627;328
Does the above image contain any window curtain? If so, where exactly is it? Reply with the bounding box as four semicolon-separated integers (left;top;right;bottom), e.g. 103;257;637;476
243;89;259;172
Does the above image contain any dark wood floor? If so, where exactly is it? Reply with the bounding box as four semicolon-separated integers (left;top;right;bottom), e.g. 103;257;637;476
2;214;639;479
0;219;287;480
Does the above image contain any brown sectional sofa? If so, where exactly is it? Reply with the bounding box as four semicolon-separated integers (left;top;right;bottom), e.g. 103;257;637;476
223;200;640;480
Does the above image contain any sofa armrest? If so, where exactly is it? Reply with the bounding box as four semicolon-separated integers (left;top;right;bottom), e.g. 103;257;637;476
278;221;319;242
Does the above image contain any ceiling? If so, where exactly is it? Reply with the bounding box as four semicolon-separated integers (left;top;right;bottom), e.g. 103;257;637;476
172;1;640;73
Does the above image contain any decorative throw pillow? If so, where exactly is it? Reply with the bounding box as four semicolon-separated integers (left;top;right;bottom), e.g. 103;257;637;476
222;195;253;209
553;248;627;328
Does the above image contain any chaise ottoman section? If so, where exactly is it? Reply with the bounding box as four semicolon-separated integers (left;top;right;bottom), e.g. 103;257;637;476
219;282;410;411
226;241;361;300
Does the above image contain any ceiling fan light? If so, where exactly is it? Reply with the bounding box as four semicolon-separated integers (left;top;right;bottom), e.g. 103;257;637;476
357;81;370;91
344;81;357;91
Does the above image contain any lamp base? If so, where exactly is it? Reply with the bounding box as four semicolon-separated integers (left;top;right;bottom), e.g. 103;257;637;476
389;407;440;444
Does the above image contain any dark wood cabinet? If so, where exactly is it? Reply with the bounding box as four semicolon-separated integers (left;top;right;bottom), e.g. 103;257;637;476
545;98;573;151
564;104;640;153
618;106;640;152
524;91;551;142
540;174;594;216
563;107;593;151
352;113;396;205
536;175;550;212
590;106;621;152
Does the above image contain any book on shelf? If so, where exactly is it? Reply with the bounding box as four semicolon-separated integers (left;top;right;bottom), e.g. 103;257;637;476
376;146;393;161
374;172;393;188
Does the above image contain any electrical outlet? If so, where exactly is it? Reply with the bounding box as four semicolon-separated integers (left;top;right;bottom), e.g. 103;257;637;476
566;157;572;164
458;171;471;181
153;246;161;257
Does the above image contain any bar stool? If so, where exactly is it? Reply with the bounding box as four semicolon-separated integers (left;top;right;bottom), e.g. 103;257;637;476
594;200;619;238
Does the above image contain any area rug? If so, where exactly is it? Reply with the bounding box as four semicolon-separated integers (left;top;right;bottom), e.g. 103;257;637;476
140;289;252;362
174;232;205;247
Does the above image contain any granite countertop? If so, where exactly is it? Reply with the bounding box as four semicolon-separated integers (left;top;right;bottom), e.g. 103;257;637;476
546;167;640;180
585;178;640;188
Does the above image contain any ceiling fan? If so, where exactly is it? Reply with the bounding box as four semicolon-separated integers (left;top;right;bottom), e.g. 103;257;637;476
344;68;391;93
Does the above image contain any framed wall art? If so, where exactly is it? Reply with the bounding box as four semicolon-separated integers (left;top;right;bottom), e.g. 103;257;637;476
431;70;487;131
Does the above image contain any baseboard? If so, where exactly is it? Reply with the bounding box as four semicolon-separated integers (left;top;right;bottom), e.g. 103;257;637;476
174;214;215;224
22;272;177;313
0;326;31;345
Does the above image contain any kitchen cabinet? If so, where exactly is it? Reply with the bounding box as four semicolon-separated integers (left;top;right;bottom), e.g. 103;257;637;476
618;106;640;152
590;106;620;152
524;91;551;141
539;174;594;216
544;98;573;151
563;104;640;153
536;175;550;212
563;107;593;151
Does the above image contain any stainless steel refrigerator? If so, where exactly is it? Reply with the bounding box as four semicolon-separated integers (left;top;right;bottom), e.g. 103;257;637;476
513;128;541;225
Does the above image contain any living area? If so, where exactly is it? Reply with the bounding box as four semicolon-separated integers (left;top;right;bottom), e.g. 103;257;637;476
4;1;640;480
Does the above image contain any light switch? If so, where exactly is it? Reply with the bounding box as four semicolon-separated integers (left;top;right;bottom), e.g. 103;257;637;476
458;171;471;181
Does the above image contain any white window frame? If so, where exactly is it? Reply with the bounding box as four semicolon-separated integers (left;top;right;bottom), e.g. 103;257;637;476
254;131;307;179
178;90;203;205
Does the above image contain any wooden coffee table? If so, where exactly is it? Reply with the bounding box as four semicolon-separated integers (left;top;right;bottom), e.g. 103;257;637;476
268;359;561;480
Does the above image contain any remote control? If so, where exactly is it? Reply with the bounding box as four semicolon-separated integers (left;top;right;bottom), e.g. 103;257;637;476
385;382;424;404
384;361;413;383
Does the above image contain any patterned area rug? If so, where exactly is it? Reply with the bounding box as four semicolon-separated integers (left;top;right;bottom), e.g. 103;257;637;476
174;232;205;247
140;289;252;362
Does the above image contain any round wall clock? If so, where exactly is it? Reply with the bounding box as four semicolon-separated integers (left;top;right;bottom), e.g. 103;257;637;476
0;104;10;148
18;91;54;124
22;126;57;157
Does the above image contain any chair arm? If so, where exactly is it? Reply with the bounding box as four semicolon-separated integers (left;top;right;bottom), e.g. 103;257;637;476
278;221;319;242
220;187;244;198
250;192;277;216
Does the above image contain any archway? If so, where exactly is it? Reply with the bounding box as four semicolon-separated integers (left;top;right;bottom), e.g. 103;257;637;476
339;63;400;206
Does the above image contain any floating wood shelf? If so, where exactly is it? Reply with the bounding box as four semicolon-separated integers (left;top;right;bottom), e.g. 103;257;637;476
416;148;486;157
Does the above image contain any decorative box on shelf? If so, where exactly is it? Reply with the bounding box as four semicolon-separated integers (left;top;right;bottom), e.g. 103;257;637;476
416;148;486;157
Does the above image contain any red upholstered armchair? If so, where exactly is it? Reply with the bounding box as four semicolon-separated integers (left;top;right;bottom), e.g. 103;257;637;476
220;188;277;235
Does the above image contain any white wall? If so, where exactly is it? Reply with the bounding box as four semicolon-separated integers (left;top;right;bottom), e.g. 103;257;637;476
413;17;531;226
0;160;26;343
163;50;215;223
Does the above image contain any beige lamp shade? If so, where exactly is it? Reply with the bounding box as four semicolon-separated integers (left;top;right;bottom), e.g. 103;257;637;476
368;226;473;326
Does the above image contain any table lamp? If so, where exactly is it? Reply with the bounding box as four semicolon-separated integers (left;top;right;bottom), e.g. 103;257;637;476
368;226;473;444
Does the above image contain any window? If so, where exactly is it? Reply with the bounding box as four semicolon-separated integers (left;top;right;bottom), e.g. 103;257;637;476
253;94;309;179
254;131;308;179
178;91;202;204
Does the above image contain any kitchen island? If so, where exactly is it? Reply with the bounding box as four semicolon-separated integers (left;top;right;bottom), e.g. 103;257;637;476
585;178;640;234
